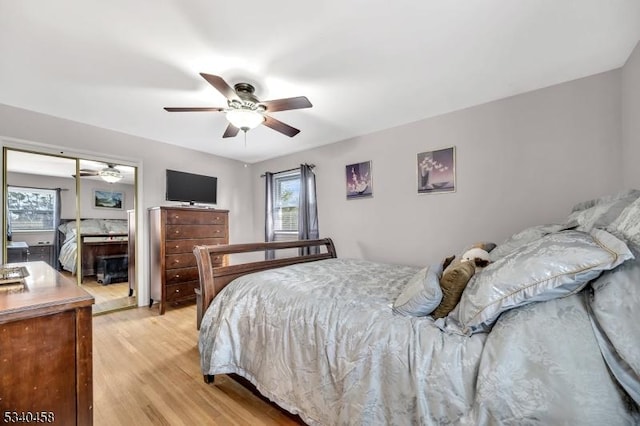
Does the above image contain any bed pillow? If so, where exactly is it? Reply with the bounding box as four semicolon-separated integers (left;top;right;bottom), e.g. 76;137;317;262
568;190;640;232
570;189;640;213
431;260;476;319
607;196;640;250
393;264;443;316
101;219;128;234
58;219;105;235
490;223;576;261
456;229;633;334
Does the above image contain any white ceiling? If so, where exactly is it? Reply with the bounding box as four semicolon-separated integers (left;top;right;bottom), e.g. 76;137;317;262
7;150;136;185
0;1;638;164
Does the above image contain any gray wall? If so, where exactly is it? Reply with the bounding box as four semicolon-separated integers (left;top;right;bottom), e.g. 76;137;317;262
252;70;624;267
0;104;255;304
622;41;640;188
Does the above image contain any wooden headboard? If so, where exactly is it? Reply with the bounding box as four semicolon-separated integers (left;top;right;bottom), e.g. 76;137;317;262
193;238;337;329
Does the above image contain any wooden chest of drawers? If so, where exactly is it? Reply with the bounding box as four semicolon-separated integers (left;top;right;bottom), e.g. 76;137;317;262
149;206;228;314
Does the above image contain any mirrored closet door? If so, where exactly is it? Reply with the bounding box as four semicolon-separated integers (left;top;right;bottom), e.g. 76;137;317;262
3;148;137;315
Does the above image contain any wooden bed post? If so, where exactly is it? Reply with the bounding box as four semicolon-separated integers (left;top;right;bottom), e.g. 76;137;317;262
193;238;337;330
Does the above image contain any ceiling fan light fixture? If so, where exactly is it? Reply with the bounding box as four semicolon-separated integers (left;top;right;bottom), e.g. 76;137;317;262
99;166;123;183
225;108;265;131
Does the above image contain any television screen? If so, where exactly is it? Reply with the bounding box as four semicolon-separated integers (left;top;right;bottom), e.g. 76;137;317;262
166;169;217;205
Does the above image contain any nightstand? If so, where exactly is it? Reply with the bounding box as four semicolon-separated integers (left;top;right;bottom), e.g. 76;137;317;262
28;243;54;267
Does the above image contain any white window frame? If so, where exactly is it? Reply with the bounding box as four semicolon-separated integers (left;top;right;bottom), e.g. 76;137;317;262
273;171;300;239
7;186;57;232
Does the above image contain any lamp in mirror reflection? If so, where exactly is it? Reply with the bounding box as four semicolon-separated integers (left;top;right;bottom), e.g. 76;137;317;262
99;165;123;183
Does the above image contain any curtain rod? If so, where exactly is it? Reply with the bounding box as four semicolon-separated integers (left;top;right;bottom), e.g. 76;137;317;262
260;164;315;178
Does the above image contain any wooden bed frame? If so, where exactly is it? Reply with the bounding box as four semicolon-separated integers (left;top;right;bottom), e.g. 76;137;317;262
58;218;128;282
193;238;337;327
193;238;337;384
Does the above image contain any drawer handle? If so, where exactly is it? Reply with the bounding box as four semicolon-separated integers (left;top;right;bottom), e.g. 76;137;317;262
175;274;180;278
175;215;179;219
175;230;180;234
175;289;180;293
216;230;220;233
175;245;179;249
175;259;180;263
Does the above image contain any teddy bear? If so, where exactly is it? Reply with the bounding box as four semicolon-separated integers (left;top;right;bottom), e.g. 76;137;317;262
432;242;495;319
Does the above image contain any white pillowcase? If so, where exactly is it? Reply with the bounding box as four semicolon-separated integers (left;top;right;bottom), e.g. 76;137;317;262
456;229;633;334
393;263;443;317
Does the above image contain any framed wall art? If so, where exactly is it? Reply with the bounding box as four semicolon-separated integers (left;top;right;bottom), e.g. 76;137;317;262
346;161;373;199
417;146;456;194
93;189;124;210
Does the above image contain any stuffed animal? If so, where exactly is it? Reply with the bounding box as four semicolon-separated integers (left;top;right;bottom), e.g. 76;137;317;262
432;243;495;319
461;247;492;268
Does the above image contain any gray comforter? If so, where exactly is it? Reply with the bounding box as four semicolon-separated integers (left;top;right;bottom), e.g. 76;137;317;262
199;258;639;425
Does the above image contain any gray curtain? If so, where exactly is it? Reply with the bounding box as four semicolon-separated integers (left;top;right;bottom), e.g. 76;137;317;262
298;164;319;255
53;188;62;269
264;172;275;260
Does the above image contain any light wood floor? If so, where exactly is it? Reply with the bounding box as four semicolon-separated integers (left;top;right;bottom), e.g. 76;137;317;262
59;271;136;314
93;304;305;425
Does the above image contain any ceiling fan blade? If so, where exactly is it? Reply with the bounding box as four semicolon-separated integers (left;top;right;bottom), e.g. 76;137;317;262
164;107;224;112
222;124;240;138
79;169;99;175
200;73;239;101
261;96;312;112
263;116;301;137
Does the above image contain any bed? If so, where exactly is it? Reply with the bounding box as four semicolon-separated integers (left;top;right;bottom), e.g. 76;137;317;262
193;191;640;425
58;218;128;282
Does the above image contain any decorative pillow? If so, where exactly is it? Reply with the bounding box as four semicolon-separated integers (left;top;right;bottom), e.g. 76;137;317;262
607;196;640;250
393;264;443;316
568;190;640;232
456;229;633;334
431;261;476;319
490;223;576;262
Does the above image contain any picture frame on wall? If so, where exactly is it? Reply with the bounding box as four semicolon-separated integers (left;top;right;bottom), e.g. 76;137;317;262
93;189;124;210
346;161;373;199
417;146;456;194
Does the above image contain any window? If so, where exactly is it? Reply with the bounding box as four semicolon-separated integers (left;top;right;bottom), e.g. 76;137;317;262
273;171;300;236
7;186;57;231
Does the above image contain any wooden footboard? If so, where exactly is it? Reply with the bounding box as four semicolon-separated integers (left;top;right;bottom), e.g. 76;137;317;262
193;238;337;329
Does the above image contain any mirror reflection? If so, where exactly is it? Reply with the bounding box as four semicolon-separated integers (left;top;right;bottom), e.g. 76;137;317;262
4;149;136;315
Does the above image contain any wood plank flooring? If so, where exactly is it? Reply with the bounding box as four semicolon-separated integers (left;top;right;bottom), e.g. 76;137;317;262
93;305;305;425
59;271;136;314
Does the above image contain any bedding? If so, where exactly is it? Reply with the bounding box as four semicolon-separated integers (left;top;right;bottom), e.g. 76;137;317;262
198;191;640;425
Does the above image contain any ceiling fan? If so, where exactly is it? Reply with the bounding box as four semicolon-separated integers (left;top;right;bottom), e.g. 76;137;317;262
164;73;312;138
75;164;123;183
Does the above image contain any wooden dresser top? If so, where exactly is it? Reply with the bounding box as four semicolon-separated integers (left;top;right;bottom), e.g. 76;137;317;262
148;206;229;213
0;261;94;324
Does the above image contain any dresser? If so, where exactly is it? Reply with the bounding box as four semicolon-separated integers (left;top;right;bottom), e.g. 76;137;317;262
149;206;228;314
6;241;28;263
0;262;94;425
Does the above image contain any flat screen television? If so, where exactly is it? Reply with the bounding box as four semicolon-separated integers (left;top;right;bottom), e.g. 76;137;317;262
166;169;217;205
